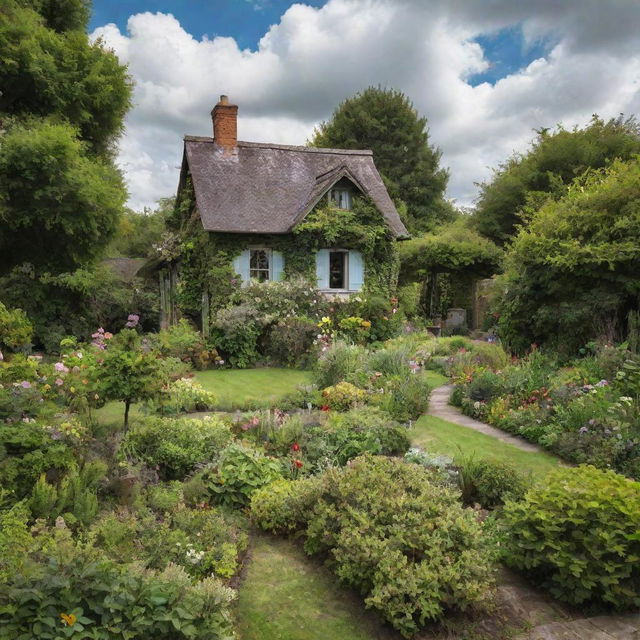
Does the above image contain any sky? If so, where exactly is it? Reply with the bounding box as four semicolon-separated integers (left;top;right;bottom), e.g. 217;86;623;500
89;0;640;212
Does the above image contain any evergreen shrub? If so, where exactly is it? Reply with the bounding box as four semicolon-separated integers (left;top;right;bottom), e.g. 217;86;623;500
502;465;640;609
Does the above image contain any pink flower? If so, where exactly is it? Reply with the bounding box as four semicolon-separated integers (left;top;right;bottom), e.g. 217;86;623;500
54;362;68;373
55;378;64;386
20;380;31;389
0;350;3;362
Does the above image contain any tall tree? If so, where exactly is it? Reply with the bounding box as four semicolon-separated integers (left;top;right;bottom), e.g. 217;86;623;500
0;0;131;273
474;115;640;245
495;157;640;356
311;87;454;233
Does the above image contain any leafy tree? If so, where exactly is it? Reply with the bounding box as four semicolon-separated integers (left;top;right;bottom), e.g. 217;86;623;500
474;116;640;244
97;329;168;428
107;199;174;258
0;1;131;154
495;157;640;356
0;121;125;272
311;87;454;233
0;0;131;276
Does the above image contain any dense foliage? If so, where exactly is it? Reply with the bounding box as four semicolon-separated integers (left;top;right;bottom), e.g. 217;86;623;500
495;157;640;355
252;456;494;637
311;87;454;232
502;465;640;610
451;345;640;477
473;116;640;244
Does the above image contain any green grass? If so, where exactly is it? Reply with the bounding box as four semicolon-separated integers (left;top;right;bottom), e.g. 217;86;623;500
194;367;313;410
411;414;563;479
237;534;397;640
422;370;448;388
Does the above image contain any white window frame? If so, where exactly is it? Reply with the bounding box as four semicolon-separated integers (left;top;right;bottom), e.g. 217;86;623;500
328;187;352;210
328;249;349;291
249;247;272;282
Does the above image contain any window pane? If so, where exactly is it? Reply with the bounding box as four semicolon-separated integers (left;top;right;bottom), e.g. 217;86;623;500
329;251;346;289
250;249;270;282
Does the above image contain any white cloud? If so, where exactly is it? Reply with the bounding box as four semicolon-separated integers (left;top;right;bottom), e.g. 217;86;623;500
91;0;640;211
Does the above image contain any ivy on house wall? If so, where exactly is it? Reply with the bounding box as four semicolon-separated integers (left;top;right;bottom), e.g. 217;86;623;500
164;178;400;328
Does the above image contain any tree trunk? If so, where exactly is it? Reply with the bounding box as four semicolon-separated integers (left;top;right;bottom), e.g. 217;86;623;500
124;399;131;430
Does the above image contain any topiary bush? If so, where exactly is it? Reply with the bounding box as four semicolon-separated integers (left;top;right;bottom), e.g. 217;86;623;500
120;416;233;480
502;465;640;609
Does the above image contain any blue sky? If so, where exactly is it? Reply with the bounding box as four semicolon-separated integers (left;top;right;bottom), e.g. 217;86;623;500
90;1;549;83
90;0;326;50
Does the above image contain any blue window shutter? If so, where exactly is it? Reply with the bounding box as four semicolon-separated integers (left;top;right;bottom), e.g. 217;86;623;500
316;249;329;289
271;250;284;281
348;250;364;291
232;250;250;285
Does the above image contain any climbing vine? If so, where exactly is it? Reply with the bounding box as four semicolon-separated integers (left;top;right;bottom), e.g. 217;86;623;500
165;179;400;326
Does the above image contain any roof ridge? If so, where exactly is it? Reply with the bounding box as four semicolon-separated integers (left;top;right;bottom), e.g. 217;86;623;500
183;136;373;156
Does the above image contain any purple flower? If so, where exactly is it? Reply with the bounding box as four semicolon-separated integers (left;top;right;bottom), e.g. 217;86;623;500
125;313;140;328
54;362;68;373
0;350;3;362
20;380;31;389
595;379;609;387
579;426;589;434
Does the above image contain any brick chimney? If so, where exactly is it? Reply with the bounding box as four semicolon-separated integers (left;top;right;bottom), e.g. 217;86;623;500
211;95;238;148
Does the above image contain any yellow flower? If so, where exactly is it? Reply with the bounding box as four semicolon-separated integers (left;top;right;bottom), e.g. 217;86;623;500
60;613;76;626
361;320;371;328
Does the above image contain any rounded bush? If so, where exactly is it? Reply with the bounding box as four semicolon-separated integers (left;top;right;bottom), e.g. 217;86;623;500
502;465;640;609
250;476;324;533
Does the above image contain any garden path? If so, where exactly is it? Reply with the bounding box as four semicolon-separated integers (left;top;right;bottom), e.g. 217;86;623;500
427;385;544;453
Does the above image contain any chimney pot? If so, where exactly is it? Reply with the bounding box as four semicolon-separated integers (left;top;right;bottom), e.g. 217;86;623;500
211;94;237;148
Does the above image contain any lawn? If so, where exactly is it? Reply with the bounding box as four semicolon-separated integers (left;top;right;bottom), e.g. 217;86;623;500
411;414;563;478
194;367;313;410
422;370;448;388
237;534;397;640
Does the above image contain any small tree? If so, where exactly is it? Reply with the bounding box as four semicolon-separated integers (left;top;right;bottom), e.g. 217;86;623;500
97;327;167;429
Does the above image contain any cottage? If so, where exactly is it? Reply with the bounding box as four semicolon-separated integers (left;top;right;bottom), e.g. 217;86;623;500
161;95;408;328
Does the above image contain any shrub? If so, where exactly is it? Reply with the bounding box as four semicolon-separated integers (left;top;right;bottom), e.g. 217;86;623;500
154;319;219;369
203;443;283;508
314;341;367;389
321;406;410;464
266;316;318;366
367;346;411;377
321;381;366;411
121;416;233;480
0;533;237;639
0;302;33;352
213;302;262;368
0;422;75;499
455;455;529;508
373;373;432;422
300;456;493;637
30;461;107;527
91;502;248;580
250;476;324;533
148;377;217;414
502;465;640;609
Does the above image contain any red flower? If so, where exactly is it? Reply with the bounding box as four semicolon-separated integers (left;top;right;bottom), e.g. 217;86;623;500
291;442;300;452
320;405;330;412
294;459;303;469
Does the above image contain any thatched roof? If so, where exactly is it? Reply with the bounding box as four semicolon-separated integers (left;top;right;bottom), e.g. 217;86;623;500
181;137;409;238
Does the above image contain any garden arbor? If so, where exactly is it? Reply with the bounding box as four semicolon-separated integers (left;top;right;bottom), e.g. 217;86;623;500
398;224;502;325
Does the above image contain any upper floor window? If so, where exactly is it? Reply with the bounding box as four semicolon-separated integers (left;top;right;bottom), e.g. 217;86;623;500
329;187;351;210
249;248;270;282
